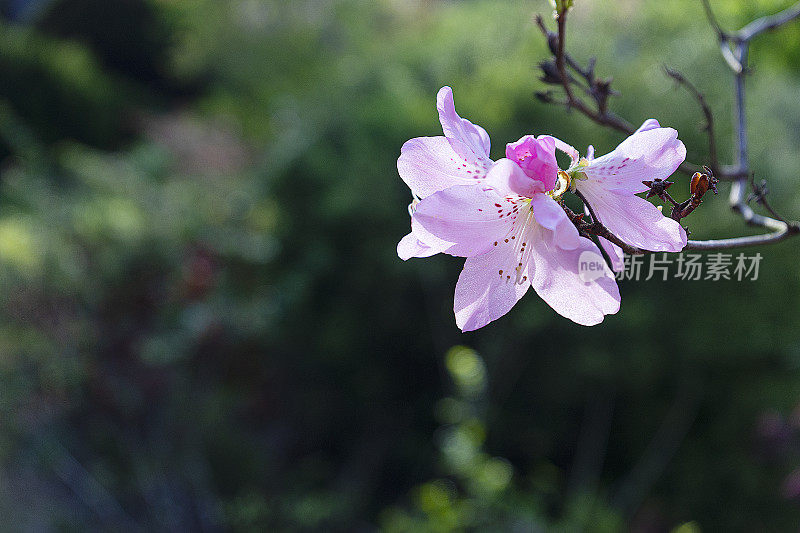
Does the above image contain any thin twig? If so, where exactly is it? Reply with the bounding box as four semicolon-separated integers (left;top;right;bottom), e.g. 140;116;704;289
747;177;797;226
567;195;799;253
45;441;140;529
564;198;648;256
700;0;727;39
719;42;745;73
535;15;599;92
685;226;798;250
701;0;800;43
697;0;800;247
756;196;793;227
663;66;720;175
544;13;636;135
722;39;800;241
542;3;800;254
538;13;702;176
662;192;681;208
575;188;599;225
700;0;745;71
738;1;800;41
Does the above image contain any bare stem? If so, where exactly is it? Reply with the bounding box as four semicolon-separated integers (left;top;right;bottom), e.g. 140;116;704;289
663;66;720;175
721;30;800;244
548;13;636;135
539;13;702;176
700;0;727;40
686;225;798;250
761;201;792;225
662;192;681;208
697;0;800;248
542;3;800;254
738;1;800;41
565;197;648;256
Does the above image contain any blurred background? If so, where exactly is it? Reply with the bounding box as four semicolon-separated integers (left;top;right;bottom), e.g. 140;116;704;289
0;0;799;530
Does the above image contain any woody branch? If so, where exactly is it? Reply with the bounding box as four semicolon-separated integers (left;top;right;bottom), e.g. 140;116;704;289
695;0;800;250
538;2;800;254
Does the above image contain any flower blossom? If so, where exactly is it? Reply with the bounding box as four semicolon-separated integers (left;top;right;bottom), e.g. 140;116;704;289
410;145;620;330
397;86;495;260
397;87;686;331
556;119;688;258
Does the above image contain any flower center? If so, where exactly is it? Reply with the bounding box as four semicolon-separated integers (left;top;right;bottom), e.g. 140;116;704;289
549;170;571;200
548;157;591;198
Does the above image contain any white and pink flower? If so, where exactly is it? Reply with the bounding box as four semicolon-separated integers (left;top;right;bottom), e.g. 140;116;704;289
397;87;687;331
562;119;688;254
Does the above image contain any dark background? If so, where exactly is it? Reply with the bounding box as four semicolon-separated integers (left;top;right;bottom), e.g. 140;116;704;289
0;0;799;530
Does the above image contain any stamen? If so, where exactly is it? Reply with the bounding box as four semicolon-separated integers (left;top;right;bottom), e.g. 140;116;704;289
505;204;535;285
549;170;571;199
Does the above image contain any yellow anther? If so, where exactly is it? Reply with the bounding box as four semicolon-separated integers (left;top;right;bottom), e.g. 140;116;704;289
549;170;571;200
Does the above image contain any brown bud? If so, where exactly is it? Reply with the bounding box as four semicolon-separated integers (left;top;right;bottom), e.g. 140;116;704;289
690;171;716;200
538;60;562;84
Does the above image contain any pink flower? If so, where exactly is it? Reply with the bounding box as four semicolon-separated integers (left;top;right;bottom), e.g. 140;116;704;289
598;237;625;272
397;86;495;260
396;88;685;331
410;154;620;331
505;134;559;193
396;88;563;262
560;119;688;253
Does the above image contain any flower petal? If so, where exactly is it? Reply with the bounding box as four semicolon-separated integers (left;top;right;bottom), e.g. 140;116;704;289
398;136;493;198
505;135;559;191
528;230;620;326
584;126;686;194
578;181;687;252
397;232;433;260
397;228;448;260
437;86;491;160
530;193;580;250
552;136;579;165
454;237;531;331
412;184;520;257
598;236;624;272
635;118;661;133
484;158;546;198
